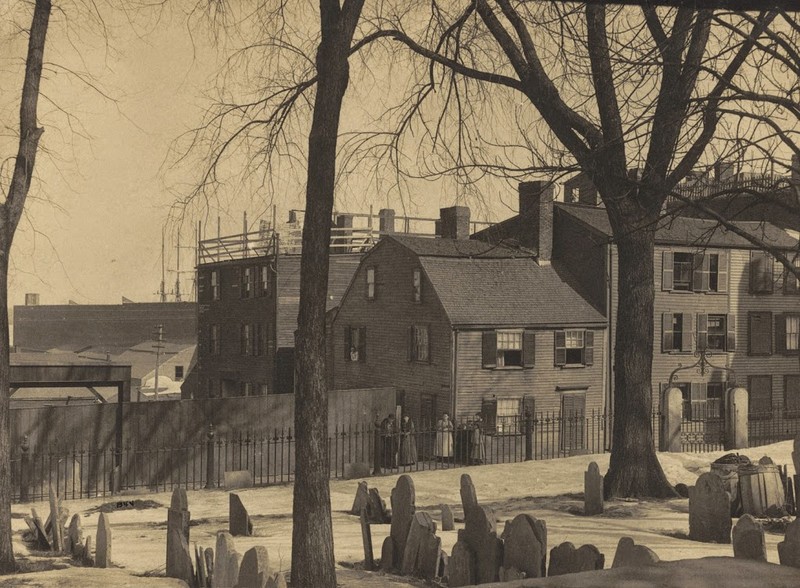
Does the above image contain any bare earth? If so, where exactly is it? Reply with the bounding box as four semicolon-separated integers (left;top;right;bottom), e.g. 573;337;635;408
6;441;799;586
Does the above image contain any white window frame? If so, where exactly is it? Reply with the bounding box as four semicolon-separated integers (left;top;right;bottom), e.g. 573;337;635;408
211;270;220;301
564;330;585;365
366;267;376;300
412;324;429;362
787;315;800;351
496;397;521;434
496;330;523;368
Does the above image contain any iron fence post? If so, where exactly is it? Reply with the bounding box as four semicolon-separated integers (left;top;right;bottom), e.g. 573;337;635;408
524;412;533;461
372;419;382;475
205;424;215;490
19;435;30;502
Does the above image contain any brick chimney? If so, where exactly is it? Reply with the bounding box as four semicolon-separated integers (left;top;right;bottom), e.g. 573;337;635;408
714;161;735;182
564;173;600;206
24;293;39;306
439;206;471;240
378;208;395;234
518;182;554;264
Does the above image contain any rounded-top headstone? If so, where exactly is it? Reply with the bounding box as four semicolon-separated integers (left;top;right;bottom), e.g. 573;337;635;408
732;514;767;561
171;488;189;512
238;546;270;588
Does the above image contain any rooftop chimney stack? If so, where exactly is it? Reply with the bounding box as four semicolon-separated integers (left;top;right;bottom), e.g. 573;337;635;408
439;206;471;240
24;293;39;306
519;182;554;264
378;208;395;234
714;161;735;182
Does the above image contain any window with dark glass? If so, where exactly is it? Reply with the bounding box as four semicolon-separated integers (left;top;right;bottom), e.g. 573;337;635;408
672;252;693;291
210;324;220;355
554;330;593;366
345;326;367;362
259;265;269;297
241;267;254;298
410;324;430;362
496;330;523;367
750;251;774;294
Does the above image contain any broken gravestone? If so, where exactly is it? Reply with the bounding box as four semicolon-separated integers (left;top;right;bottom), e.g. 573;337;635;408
500;514;547;579
384;474;415;569
448;540;476;588
689;472;732;543
460;474;502;584
611;537;659;569
230;493;254;537
48;485;64;552
66;514;84;559
351;481;370;515
237;546;270;588
360;508;375;571
732;514;767;562
213;532;240;588
167;488;193;583
95;512;112;568
441;504;455;531
584;462;604;516
367;488;389;523
548;541;605;576
778;517;800;568
401;511;440;580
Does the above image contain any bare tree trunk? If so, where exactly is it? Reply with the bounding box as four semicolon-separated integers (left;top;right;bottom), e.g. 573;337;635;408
291;2;363;586
0;0;51;573
604;218;676;498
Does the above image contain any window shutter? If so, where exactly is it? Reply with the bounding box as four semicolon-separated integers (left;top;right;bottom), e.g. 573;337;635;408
482;331;497;369
751;251;774;293
426;326;432;364
697;313;708;351
407;326;414;362
717;252;728;292
785;375;800;415
522;330;536;368
662;313;673;352
358;326;367;361
692;253;706;291
481;398;497;434
726;314;736;352
583;330;594;366
522;395;535;418
554;331;567;366
344;327;352;361
749;312;773;355
681;313;693;352
785;264;799;294
776;314;787;355
662;251;674;290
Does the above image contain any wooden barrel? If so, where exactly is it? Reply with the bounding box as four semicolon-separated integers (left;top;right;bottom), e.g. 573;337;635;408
710;462;742;516
738;463;785;517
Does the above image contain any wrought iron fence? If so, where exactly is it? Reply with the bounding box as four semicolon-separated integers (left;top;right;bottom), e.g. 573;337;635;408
680;403;726;453
12;410;663;502
748;408;800;448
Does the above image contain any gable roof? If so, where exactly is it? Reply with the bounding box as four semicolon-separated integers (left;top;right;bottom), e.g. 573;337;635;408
418;256;605;327
557;203;798;249
386;234;534;259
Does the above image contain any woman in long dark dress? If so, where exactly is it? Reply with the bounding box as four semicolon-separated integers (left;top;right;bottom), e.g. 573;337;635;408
470;414;486;465
399;415;418;466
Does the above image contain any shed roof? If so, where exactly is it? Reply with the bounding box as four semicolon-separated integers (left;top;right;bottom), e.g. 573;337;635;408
558;203;798;249
418;256;605;327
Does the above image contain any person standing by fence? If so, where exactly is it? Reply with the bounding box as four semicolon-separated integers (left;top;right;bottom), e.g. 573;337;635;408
380;414;397;468
435;413;454;462
470;413;486;465
399;415;417;466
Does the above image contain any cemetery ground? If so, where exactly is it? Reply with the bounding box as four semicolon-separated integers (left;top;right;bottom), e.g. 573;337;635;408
6;440;800;586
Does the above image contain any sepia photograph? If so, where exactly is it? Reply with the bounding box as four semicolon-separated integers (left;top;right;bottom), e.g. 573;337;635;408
1;0;800;586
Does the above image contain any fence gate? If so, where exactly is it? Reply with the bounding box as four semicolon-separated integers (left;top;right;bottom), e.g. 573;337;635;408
680;402;726;452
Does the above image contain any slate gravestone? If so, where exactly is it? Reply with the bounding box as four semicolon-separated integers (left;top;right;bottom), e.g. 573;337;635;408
462;504;502;584
67;514;84;559
367;488;390;523
167;488;193;583
390;475;416;567
204;547;215;586
732;514;767;561
584;462;604;516
230;493;254;536
224;470;254;489
95;513;112;568
195;545;208;588
401;511;439;579
213;532;241;588
83;536;93;566
548;542;605;576
460;474;479;514
360;509;375;571
48;485;64;552
437;551;449;581
611;537;659;568
689;472;732;543
380;536;394;572
500;514;547;579
31;508;50;550
448;540;476;588
441;504;455;531
778;518;800;568
351;481;369;515
238;546;270;588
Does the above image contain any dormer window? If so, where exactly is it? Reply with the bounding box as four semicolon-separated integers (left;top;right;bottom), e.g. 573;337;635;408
412;268;422;303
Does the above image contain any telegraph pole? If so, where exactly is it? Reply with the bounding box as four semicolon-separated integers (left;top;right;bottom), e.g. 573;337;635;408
153;324;164;401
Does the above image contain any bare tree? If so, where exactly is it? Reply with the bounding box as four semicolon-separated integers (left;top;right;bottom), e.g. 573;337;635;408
0;0;51;572
366;2;780;497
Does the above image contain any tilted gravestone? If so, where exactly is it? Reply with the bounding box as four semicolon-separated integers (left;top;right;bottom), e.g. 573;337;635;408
778;518;800;568
689;472;732;543
204;547;215;587
213;532;241;588
389;475;416;567
441;504;455;531
380;534;394;572
230;493;254;537
351;481;369;515
611;537;659;569
237;546;270;588
95;512;112;568
459;474;502;585
66;514;84;559
31;508;50;550
733;514;767;562
167;488;193;583
448;539;476;588
48;485;64;552
367;488;390;523
401;511;440;580
360;508;375;571
584;462;604;516
500;514;547;579
548;541;605;576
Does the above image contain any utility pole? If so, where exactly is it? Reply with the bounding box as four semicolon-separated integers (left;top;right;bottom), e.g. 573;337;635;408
175;234;182;302
153;324;164;401
158;227;167;302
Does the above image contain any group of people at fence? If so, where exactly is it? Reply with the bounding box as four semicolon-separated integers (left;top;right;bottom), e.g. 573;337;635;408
378;412;487;468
